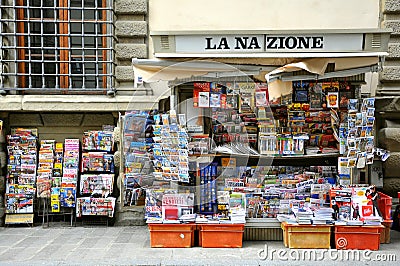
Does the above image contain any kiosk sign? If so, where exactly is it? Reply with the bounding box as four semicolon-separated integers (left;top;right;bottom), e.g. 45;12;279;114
175;34;363;53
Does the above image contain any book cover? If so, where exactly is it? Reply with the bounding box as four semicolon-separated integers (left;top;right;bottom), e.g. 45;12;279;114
88;152;105;172
309;84;323;109
327;92;339;108
50;192;60;213
198;91;210;108
37;177;51;198
339;90;352;108
255;90;268;107
209;93;221;108
103;154;114;172
60;185;76;207
161;193;194;220
292;82;309;103
145;190;164;219
226;94;238;109
193;82;211;108
20;163;36;173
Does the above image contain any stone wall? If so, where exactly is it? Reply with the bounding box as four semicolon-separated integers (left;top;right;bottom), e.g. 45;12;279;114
0;115;6;226
375;102;400;197
113;0;149;225
114;0;148;94
376;1;400;197
381;1;400;88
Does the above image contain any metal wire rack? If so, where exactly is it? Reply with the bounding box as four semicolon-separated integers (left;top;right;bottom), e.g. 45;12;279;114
0;0;115;93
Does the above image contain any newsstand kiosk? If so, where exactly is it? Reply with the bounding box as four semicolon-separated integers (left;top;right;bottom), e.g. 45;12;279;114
129;29;392;248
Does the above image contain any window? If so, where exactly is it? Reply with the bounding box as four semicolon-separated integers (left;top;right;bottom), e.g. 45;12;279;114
0;0;114;92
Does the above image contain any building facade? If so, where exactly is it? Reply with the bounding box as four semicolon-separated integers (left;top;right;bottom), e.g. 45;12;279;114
377;0;400;198
0;0;399;226
143;0;398;197
0;0;152;225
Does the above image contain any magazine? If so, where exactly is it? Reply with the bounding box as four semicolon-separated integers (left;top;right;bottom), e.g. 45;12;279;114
198;91;210;107
60;185;76;207
37;178;51;198
161;193;195;220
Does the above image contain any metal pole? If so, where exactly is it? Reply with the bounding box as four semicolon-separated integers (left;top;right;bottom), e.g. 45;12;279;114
80;0;85;89
54;0;59;89
41;0;46;88
119;113;124;205
94;0;99;90
27;0;32;89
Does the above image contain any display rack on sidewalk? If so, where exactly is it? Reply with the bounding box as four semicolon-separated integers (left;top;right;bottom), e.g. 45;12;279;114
5;128;38;226
36;139;76;227
38;197;75;227
122;111;154;207
76;130;116;226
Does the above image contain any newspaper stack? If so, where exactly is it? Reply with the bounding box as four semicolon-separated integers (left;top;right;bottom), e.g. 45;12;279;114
362;216;382;226
195;216;209;223
146;217;163;223
295;209;313;225
312;207;334;225
179;213;196;223
230;208;246;224
346;220;364;226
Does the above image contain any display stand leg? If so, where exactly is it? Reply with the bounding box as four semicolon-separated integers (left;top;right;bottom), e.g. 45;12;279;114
70;208;74;227
42;198;45;227
42;198;49;228
350;168;353;185
46;199;49;227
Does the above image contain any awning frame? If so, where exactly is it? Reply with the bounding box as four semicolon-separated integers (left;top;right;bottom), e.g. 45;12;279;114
153;52;388;58
132;56;384;84
268;64;380;82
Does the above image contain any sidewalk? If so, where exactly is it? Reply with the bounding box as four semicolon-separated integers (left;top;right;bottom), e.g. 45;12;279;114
0;225;399;266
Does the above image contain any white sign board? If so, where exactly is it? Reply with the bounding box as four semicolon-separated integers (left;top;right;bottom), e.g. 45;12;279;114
175;34;363;53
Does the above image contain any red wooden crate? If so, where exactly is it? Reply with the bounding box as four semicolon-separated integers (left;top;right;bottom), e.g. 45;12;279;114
200;224;244;248
378;192;392;220
335;225;383;250
148;224;195;248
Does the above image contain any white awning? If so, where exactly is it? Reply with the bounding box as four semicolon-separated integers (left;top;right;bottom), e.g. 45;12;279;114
132;58;277;83
132;55;383;83
265;56;381;81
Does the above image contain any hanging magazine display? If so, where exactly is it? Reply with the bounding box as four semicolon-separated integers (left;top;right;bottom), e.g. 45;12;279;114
77;130;116;217
5;129;38;218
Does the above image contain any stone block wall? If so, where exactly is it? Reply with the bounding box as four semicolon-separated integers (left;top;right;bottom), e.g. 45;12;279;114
113;1;150;224
377;1;400;196
381;1;400;87
375;98;400;196
114;0;148;94
0;114;9;226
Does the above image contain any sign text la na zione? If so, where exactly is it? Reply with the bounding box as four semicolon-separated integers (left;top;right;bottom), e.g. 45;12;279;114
205;36;324;51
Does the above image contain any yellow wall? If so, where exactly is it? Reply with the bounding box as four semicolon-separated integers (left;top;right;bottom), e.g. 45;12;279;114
149;0;380;32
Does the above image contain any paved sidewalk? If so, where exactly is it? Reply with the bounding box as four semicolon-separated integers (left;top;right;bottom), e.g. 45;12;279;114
0;225;399;266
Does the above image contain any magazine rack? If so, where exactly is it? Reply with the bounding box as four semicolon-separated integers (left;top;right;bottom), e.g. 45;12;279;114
122;112;153;207
189;152;338;240
5;129;38;226
76;197;116;226
77;130;116;224
38;198;75;227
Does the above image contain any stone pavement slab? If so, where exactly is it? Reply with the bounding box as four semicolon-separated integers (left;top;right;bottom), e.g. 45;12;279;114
0;225;399;266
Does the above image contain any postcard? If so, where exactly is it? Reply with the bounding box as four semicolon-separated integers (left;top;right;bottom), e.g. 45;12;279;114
198;92;210;108
327;92;339;108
